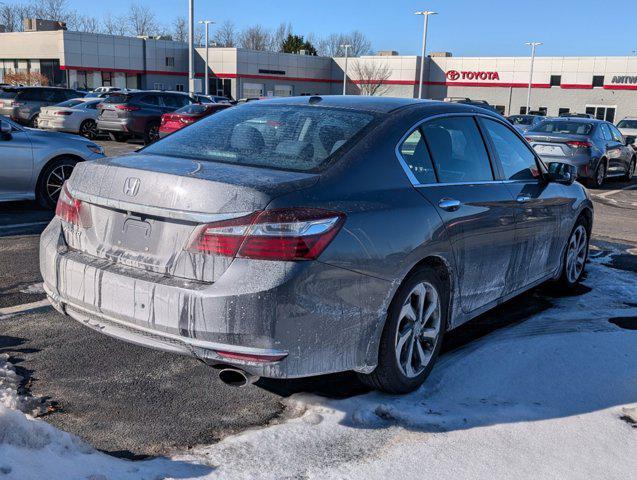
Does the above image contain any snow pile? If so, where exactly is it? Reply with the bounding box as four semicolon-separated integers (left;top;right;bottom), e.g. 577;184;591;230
0;355;212;480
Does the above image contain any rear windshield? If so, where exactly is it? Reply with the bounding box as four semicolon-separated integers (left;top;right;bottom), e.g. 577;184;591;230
176;104;209;115
530;121;594;135
0;90;18;99
508;115;534;125
617;120;637;129
56;99;85;108
142;105;377;172
102;93;131;104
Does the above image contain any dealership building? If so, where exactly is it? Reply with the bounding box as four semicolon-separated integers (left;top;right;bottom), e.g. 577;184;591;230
1;23;637;121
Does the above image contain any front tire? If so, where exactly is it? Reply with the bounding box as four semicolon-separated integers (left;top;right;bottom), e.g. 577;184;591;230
29;114;39;128
144;121;160;145
620;157;635;182
558;218;589;288
36;157;78;209
358;266;447;394
79;119;98;139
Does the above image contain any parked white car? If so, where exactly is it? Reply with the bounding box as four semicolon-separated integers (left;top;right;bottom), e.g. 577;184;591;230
617;118;637;150
38;98;103;139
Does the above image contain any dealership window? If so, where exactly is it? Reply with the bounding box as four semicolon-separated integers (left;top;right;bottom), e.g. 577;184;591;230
558;108;570;116
175;84;185;92
538;107;548;116
587;105;616;122
274;84;293;97
165;57;175;67
494;105;505;115
243;82;264;98
592;75;604;87
550;75;562;87
153;83;165;90
101;71;112;86
76;70;88;90
519;107;527;115
126;74;139;89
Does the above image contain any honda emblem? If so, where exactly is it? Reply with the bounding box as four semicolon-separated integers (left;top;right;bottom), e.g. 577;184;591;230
123;177;141;197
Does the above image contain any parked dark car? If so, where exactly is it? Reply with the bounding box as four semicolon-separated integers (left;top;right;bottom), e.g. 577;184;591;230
96;91;197;144
0;87;84;126
525;118;636;187
41;96;593;394
159;103;232;137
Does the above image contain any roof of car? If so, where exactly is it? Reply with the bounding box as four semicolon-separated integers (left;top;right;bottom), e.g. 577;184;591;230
241;95;484;114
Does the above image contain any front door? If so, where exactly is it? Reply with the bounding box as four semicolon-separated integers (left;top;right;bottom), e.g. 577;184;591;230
411;115;517;314
608;124;633;175
479;116;565;288
0;121;34;199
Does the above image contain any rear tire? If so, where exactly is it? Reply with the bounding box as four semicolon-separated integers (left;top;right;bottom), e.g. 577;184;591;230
357;266;447;394
144;121;160;145
589;160;606;188
108;132;129;143
36;157;78;209
620;157;635;182
29;114;39;128
79;119;98;139
558;217;589;288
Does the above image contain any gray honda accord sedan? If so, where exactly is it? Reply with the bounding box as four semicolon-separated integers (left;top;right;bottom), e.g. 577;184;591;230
40;96;593;393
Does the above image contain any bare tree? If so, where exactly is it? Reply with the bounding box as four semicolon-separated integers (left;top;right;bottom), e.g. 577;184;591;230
270;22;292;52
68;14;100;33
213;20;236;47
30;0;69;21
171;16;187;42
127;2;158;37
238;24;271;51
352;60;391;96
0;3;34;32
102;12;129;36
318;31;373;57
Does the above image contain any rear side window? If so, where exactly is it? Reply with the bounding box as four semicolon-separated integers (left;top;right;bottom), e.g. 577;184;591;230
599;123;612;141
421;116;493;183
176;104;208;115
139;95;160;106
0;91;18;99
16;89;46;101
163;95;190;108
142;105;376;172
398;130;436;184
609;125;624;143
481;118;539;181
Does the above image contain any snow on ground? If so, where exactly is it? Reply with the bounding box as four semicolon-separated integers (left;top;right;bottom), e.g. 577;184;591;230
0;254;636;479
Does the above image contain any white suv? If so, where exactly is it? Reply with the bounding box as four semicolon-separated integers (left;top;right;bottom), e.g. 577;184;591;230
617;118;637;150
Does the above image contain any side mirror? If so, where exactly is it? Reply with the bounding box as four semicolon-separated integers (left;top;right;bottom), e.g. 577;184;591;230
546;162;576;185
0;120;12;140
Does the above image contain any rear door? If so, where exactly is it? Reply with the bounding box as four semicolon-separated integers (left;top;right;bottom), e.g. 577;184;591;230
406;114;517;314
479;116;566;288
608;123;633;174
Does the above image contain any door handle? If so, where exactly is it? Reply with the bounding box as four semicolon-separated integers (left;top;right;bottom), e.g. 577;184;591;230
516;195;532;203
438;198;462;211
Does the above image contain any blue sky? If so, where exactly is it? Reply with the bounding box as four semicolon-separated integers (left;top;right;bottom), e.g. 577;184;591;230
65;0;637;57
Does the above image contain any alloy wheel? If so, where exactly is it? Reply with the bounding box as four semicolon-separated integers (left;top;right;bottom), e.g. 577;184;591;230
597;163;606;186
629;159;636;180
565;225;587;284
80;120;97;139
46;164;74;204
394;282;442;378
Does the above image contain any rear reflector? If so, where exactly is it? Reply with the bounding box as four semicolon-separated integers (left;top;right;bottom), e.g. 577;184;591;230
55;183;90;227
54;111;73;116
188;208;345;261
215;350;287;363
566;140;593;148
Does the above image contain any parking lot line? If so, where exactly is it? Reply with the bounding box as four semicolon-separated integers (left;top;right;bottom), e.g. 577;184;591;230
0;299;51;317
0;221;51;231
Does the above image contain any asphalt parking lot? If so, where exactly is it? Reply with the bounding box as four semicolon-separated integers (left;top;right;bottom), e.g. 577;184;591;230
1;139;636;458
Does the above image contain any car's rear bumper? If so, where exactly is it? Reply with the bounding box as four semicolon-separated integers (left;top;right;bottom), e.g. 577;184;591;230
40;218;389;378
38;118;76;133
537;154;595;179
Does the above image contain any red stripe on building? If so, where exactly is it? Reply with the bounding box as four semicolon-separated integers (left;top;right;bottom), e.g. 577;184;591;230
604;84;637;90
560;84;593;89
425;81;551;89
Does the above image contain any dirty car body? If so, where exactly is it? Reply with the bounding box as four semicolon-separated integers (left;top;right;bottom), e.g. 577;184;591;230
40;96;593;381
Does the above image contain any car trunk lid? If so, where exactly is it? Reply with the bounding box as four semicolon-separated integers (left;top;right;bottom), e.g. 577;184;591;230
525;133;591;157
63;154;319;283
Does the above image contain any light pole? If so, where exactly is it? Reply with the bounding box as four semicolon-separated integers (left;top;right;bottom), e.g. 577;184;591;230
340;44;351;95
415;10;437;99
199;20;214;95
188;0;195;95
525;42;542;115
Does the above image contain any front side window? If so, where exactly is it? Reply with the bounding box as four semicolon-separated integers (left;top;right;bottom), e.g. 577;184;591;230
142;105;376;172
398;130;436;184
609;125;624;143
482;118;539;181
421;116;493;183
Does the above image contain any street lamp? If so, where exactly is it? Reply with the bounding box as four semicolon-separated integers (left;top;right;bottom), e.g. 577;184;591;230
340;44;351;95
188;0;195;95
525;41;542;115
199;20;214;95
415;10;437;99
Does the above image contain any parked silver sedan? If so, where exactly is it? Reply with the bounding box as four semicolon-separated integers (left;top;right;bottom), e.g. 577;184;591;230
0;117;104;208
40;96;593;394
38;98;103;139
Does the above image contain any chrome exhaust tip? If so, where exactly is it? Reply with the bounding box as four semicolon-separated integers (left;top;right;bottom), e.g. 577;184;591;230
218;368;259;388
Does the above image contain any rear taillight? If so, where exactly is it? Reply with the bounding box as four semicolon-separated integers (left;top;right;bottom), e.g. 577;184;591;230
179;116;196;124
55;183;90;227
115;105;140;111
54;111;73;116
566;141;592;148
524;137;533;142
188;208;345;261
